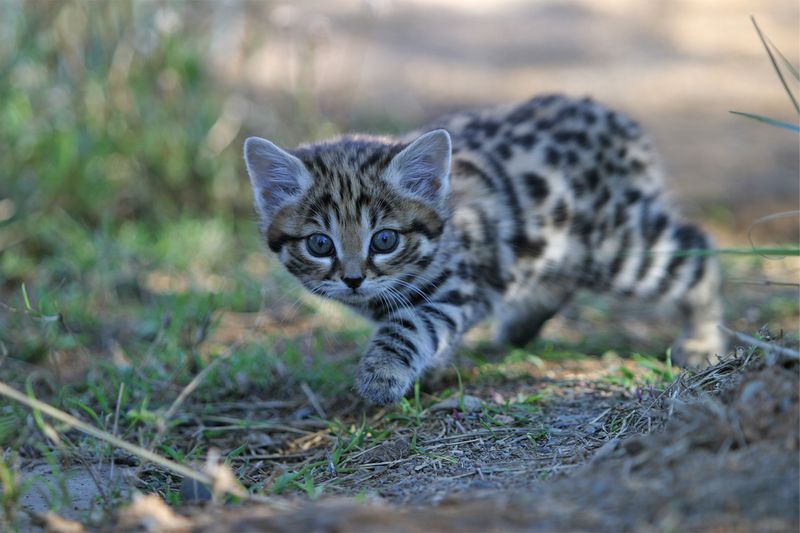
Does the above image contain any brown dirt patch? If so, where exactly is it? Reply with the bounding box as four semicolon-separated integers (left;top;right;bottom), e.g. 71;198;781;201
114;352;799;532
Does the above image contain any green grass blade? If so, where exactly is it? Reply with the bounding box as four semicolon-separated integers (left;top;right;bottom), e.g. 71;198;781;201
714;246;799;256
751;16;799;114
729;111;800;132
642;246;799;258
767;36;800;81
20;283;32;312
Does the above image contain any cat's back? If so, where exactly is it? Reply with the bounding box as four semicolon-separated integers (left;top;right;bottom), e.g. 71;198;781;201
413;95;668;244
429;95;664;200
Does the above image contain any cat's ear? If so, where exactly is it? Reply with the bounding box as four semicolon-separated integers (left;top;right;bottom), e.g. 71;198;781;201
244;137;312;227
385;129;452;207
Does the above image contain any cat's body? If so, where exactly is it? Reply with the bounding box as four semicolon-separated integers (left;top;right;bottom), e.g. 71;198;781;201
245;94;724;404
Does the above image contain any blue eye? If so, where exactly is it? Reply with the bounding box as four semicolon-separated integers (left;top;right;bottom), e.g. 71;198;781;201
306;234;334;257
370;229;399;253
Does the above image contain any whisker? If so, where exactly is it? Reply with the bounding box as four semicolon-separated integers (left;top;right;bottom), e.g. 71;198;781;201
382;285;416;316
391;279;435;305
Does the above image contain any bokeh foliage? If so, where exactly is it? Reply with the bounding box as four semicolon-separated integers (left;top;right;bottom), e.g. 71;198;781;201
0;1;286;370
0;1;244;258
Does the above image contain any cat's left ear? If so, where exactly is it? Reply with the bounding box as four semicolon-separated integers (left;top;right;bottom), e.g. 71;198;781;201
384;129;452;208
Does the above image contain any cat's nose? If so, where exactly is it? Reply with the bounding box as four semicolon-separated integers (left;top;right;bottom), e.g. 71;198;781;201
342;275;364;289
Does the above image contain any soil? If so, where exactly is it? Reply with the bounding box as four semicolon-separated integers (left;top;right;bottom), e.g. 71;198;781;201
112;352;799;532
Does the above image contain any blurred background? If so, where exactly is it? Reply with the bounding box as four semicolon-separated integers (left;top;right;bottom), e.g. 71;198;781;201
0;3;797;522
0;0;797;372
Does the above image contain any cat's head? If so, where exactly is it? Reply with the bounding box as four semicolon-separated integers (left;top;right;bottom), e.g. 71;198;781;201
244;130;452;306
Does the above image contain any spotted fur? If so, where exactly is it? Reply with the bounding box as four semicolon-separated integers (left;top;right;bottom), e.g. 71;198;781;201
245;95;725;404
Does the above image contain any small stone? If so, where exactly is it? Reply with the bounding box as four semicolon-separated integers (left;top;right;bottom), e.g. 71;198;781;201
429;395;483;413
181;477;212;503
493;414;514;425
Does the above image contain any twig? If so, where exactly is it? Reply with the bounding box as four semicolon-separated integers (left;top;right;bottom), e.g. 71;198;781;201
587;407;612;426
746;210;800;260
161;345;237;437
197;416;322;434
727;278;800;288
718;325;800;362
134;344;239;482
0;380;214;487
420;426;532;445
300;381;328;419
109;382;125;484
185;400;298;411
0;381;287;506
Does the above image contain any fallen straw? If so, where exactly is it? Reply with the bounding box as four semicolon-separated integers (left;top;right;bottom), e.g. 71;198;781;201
0;380;215;488
719;325;800;362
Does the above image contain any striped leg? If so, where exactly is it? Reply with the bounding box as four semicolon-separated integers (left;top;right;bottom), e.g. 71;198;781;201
665;228;726;366
496;284;571;348
607;209;725;367
356;300;483;405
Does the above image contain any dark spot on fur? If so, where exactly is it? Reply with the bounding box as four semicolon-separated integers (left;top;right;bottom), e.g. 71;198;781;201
566;150;579;165
545;147;561;166
625;189;642;204
551;199;569;227
630;159;645;173
507;106;534;124
571;177;586;198
554;131;572;144
585;169;600;191
645;213;669;246
613;203;628;227
496;142;513;160
512;235;546;258
593;187;611;210
515;133;537;149
523;172;550;202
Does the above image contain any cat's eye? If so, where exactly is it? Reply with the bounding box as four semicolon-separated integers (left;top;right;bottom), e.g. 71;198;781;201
306;233;334;257
370;229;399;254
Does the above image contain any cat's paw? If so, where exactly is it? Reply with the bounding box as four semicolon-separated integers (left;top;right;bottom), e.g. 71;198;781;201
356;358;414;405
671;325;727;368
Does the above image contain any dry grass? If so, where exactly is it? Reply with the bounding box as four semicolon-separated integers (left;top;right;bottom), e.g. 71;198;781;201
107;336;798;532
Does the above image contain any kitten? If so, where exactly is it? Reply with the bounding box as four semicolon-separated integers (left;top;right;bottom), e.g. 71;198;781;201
244;95;725;404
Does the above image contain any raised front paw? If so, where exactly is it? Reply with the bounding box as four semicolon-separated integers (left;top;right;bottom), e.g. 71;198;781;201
356;356;415;405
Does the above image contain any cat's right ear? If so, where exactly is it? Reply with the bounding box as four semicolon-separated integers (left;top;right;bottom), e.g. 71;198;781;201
244;137;311;227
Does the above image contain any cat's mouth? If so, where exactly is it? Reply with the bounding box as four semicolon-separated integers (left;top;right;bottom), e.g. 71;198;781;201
316;279;388;306
326;286;372;303
332;292;372;307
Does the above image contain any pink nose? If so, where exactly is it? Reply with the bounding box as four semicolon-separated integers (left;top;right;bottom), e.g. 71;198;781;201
342;276;364;289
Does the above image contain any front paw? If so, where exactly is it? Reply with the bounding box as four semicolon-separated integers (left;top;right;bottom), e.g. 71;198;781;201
356;358;415;405
671;328;727;368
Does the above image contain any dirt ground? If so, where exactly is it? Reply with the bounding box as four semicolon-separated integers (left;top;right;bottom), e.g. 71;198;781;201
109;350;799;532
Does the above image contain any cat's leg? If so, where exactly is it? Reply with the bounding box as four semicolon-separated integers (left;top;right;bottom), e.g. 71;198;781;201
356;301;484;405
608;213;725;367
496;284;571;348
666;244;726;367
